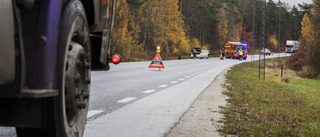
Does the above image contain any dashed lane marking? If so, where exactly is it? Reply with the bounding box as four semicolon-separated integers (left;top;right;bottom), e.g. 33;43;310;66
87;110;104;118
185;76;191;78
170;81;178;84
117;97;136;103
159;85;168;88
143;90;156;94
179;78;185;81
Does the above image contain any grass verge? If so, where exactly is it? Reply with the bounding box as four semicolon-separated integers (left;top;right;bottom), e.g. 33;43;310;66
219;57;320;136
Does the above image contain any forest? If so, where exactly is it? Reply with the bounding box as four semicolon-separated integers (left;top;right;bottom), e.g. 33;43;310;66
108;0;312;61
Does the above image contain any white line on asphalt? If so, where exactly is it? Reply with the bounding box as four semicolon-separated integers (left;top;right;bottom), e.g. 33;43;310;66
87;110;104;118
179;78;185;81
185;76;191;78
143;90;156;94
190;74;195;76
159;85;168;88
117;97;136;103
170;81;178;84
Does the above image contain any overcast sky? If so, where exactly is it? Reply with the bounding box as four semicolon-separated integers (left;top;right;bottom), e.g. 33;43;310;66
282;0;313;7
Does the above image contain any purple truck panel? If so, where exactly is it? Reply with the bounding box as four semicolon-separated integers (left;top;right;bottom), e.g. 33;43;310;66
22;0;62;89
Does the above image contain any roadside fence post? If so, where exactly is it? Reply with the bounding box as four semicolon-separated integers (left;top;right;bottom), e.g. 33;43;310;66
281;64;283;78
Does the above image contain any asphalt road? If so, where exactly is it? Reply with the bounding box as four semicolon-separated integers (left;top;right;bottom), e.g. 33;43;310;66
0;53;290;137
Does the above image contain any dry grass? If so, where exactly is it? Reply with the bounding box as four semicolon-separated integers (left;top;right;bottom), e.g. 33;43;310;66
219;57;320;136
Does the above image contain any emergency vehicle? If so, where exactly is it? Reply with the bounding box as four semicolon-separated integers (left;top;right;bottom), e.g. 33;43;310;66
224;42;249;59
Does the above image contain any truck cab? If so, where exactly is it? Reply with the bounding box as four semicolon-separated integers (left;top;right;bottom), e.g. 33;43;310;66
286;40;300;53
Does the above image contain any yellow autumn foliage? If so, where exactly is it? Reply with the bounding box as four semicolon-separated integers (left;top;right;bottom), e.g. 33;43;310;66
217;6;228;48
112;0;132;61
179;35;191;53
128;13;143;52
111;0;227;58
190;38;201;48
301;13;314;50
137;0;190;53
268;34;278;49
202;45;209;50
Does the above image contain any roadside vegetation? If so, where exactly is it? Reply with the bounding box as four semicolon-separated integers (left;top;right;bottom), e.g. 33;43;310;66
296;0;320;78
219;57;320;136
128;50;262;62
129;51;221;62
105;0;311;62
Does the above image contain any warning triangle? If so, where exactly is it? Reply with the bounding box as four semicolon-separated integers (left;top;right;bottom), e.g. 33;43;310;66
148;53;165;69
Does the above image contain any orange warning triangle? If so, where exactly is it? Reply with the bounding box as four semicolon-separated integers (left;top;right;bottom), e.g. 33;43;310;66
148;53;165;69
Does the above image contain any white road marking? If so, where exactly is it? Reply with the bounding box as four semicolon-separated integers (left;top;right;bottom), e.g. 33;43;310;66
179;78;185;81
185;76;191;78
117;97;136;103
170;81;178;84
159;85;168;88
143;90;156;94
87;110;104;118
190;74;195;76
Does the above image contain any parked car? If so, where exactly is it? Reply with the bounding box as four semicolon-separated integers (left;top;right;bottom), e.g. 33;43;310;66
200;50;209;59
261;48;272;55
191;48;202;59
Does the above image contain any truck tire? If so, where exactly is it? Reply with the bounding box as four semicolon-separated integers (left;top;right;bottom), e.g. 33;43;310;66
55;0;91;136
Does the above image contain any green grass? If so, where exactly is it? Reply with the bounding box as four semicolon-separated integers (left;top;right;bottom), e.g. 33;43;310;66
219;58;320;136
289;78;320;108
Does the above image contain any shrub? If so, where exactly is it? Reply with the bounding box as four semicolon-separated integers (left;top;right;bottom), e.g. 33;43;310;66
302;66;319;79
286;52;307;71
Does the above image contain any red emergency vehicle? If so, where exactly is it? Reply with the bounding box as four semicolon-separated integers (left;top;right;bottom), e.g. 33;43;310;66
224;42;249;59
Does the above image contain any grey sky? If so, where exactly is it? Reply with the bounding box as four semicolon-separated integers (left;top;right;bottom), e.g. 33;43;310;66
282;0;313;7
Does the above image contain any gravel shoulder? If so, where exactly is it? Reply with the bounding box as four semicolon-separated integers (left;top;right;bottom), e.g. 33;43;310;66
166;69;229;137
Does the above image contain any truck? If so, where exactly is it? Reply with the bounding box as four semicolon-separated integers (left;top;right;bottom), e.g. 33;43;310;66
225;42;249;59
286;40;301;53
0;0;120;136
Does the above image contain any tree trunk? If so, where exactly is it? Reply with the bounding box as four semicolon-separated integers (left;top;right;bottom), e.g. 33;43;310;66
178;0;182;29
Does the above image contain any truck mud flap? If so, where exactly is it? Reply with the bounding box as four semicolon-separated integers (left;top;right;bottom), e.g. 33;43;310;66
90;30;110;70
0;98;45;128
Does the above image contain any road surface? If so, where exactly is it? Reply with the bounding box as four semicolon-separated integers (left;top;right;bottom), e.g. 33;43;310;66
0;53;290;136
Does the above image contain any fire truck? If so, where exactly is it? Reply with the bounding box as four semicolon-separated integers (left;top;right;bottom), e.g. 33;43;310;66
224;42;249;59
0;0;120;136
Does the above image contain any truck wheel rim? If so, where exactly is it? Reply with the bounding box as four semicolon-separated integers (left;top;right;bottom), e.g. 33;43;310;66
65;41;90;128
